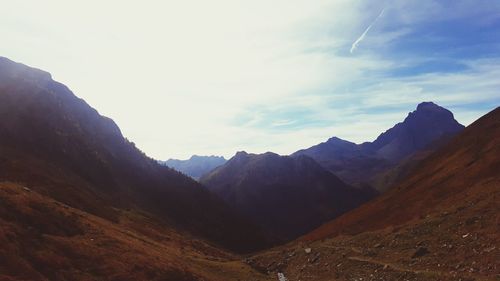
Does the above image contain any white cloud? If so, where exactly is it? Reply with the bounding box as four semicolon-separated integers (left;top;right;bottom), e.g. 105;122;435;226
0;0;497;159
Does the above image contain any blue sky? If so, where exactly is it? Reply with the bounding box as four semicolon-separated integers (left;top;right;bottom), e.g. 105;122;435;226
1;0;499;159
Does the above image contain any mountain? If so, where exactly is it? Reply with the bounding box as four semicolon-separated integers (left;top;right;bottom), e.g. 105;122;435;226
200;151;377;240
160;155;226;180
250;107;499;281
0;57;273;254
303;105;499;240
363;102;465;161
293;102;464;190
293;137;393;188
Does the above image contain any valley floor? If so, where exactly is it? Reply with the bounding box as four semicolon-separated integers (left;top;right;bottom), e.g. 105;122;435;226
250;178;499;281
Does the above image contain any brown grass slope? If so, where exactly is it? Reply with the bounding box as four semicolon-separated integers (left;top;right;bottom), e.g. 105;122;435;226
0;182;274;281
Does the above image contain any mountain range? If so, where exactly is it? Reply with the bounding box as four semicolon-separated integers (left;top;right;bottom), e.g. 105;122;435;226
201;152;376;240
160;155;226;180
293;102;464;191
199;102;466;240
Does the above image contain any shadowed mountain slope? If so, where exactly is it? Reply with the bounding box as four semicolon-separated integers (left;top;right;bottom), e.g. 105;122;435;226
200;151;377;240
0;56;272;254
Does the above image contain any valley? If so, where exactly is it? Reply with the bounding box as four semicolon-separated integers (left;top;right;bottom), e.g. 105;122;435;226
0;55;498;281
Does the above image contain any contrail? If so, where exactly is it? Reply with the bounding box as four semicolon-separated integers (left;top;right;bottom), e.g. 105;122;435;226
350;8;386;54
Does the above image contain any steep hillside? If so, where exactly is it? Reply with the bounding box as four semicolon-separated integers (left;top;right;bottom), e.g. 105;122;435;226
250;107;499;281
161;155;226;180
293;102;464;190
0;182;274;281
368;132;458;192
200;152;376;240
0;56;271;253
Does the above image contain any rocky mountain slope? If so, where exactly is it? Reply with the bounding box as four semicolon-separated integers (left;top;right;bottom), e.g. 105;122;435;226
200;151;376;240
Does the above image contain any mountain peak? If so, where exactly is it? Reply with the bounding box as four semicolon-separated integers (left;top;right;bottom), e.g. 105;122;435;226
416;101;440;111
370;102;464;161
409;101;453;118
261;151;280;158
406;101;458;123
234;151;249;158
327;136;345;143
412;102;454;118
326;136;356;146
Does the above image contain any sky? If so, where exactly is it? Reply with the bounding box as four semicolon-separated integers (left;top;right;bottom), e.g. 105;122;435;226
1;0;499;159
